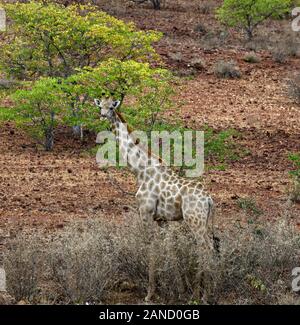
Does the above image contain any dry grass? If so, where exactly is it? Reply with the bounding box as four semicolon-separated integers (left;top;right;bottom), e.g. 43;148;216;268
47;221;119;304
3;210;300;305
3;233;43;302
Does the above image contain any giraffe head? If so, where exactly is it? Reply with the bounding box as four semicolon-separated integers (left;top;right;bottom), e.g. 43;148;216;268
94;97;121;120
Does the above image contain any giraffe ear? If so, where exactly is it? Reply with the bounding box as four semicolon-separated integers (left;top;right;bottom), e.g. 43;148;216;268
113;100;121;109
94;98;101;107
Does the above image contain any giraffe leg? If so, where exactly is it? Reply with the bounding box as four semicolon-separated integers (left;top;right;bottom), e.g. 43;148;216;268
165;224;185;300
145;239;156;302
183;214;214;303
139;208;157;302
198;235;214;304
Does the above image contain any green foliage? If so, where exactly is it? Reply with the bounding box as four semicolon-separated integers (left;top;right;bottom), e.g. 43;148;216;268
289;153;300;179
217;0;292;39
288;153;300;202
1;1;161;80
205;128;241;164
11;78;67;150
0;107;26;124
1;1;169;149
243;52;261;63
237;197;263;216
65;58;173;132
246;274;266;292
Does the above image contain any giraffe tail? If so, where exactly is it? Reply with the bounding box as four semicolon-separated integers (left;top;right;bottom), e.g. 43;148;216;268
207;198;220;255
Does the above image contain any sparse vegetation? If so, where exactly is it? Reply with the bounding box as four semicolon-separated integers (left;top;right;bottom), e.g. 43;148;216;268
198;1;216;15
194;23;207;34
189;58;206;71
48;221;119;303
4;233;42;302
237;197;263;216
214;60;241;79
4;214;300;304
272;48;289;64
243;52;261;63
288;74;300;104
288;153;300;203
205;128;242;166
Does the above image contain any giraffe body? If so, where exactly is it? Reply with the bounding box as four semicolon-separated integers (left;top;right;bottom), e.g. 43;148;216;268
136;165;213;225
94;97;217;301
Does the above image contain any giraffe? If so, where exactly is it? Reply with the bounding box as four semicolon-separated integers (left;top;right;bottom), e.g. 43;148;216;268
94;97;219;302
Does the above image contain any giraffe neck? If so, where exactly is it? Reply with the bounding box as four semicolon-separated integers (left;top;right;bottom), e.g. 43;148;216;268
111;112;160;176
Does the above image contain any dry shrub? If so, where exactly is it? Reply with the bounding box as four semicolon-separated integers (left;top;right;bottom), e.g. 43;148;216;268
189;58;206;71
272;48;288;64
197;1;216;15
153;225;208;303
116;213;300;304
243;52;261;64
214;60;241;79
194;23;207;35
3;212;300;304
168;52;184;63
201;30;230;50
280;31;300;58
290;180;300;203
270;31;299;63
245;29;299;62
288;74;300;104
115;216;203;303
3;233;43;302
210;220;300;304
47;220;119;304
4;221;119;304
113;214;149;293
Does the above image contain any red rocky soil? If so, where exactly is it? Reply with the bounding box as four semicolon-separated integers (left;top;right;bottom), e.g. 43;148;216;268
0;0;300;240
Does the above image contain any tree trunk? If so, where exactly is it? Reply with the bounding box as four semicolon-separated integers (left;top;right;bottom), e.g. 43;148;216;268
152;0;160;10
44;128;54;151
245;19;254;40
44;111;55;151
72;124;83;140
71;100;83;141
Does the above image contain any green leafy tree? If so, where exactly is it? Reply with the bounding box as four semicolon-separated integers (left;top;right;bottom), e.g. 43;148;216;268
1;1;162;137
12;78;67;151
217;0;292;39
63;58;173;132
1;1;161;79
